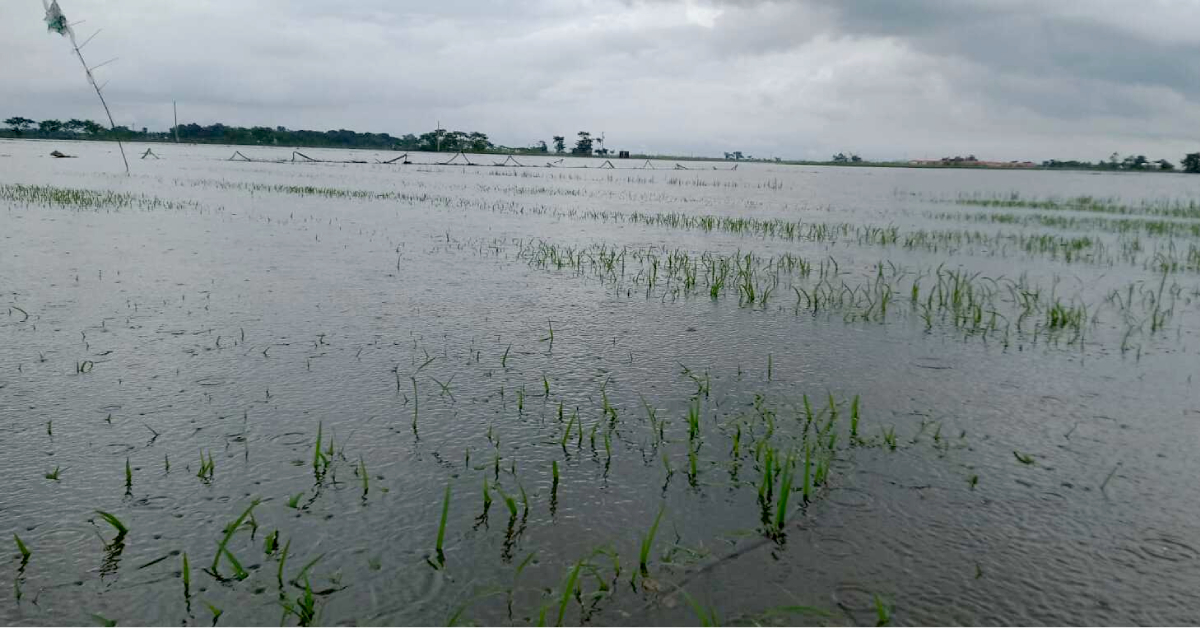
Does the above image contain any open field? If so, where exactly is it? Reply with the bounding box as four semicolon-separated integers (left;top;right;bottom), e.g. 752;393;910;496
3;139;1200;625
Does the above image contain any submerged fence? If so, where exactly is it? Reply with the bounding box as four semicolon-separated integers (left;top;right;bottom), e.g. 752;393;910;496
226;150;738;171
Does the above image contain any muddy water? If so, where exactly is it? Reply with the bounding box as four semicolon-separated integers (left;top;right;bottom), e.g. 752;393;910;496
2;139;1199;625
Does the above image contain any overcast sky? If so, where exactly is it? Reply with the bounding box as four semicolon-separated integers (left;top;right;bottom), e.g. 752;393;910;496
4;0;1200;161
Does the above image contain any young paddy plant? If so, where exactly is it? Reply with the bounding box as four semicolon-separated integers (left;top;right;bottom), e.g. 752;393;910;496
182;552;191;597
850;395;861;444
497;485;519;521
197;450;215;482
14;534;31;564
639;506;666;576
771;451;797;539
687;440;700;486
209;500;260;581
482;477;493;513
94;510;129;537
279;576;318;627
686;399;701;442
433;482;451;568
358;456;369;498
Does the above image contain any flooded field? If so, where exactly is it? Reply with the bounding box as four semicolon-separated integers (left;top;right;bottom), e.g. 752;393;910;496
3;138;1200;626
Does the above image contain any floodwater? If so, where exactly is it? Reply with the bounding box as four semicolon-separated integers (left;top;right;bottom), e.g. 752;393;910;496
2;138;1199;626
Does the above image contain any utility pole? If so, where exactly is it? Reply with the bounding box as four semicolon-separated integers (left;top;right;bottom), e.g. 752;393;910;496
436;120;442;152
173;101;179;143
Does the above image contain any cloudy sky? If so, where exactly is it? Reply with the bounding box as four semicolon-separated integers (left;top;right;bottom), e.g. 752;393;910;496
3;0;1200;161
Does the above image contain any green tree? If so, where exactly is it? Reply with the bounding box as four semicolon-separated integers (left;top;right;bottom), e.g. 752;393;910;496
552;135;565;154
81;120;105;135
572;131;593;156
1122;154;1148;170
4;116;35;134
467;131;491;152
1157;159;1175;171
1184;153;1200;174
64;119;87;134
536;140;548;153
249;126;274;144
39;119;63;134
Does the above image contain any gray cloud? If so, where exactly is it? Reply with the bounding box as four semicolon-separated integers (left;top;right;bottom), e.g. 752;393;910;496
2;0;1199;161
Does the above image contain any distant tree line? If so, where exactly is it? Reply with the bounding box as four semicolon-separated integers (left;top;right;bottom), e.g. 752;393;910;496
2;115;627;157
7;114;1200;170
1;115;505;152
1043;151;1200;173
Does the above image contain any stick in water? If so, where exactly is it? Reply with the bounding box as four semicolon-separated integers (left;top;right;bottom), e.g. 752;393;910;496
42;0;130;175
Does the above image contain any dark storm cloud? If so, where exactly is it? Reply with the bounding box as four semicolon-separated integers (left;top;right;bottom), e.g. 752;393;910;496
3;0;1199;160
813;0;1200;105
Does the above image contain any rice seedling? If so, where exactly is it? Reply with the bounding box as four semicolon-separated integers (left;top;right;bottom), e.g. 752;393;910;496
801;443;812;503
679;590;721;627
124;458;132;492
482;478;493;512
197;451;215;482
358;456;369;498
182;552;190;594
686;399;701;441
205;602;223;625
543;374;550;397
874;594;893;626
45;466;61;481
541;320;555;347
286;492;303;509
1100;462;1122;497
772;451;797;537
46;421;52;436
759;446;776;504
556;560;584;626
1013;451;1035;465
432;375;456;402
277;539;292;588
434;482;451;567
687;441;699;486
411;378;420;432
849;395;861;444
91;613;117;627
94;510;129;537
883;427;897;451
969;474;979;489
210;501;259;580
264;531;279;555
14;534;31;563
639;506;665;576
497;486;519;520
279;576;318;626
